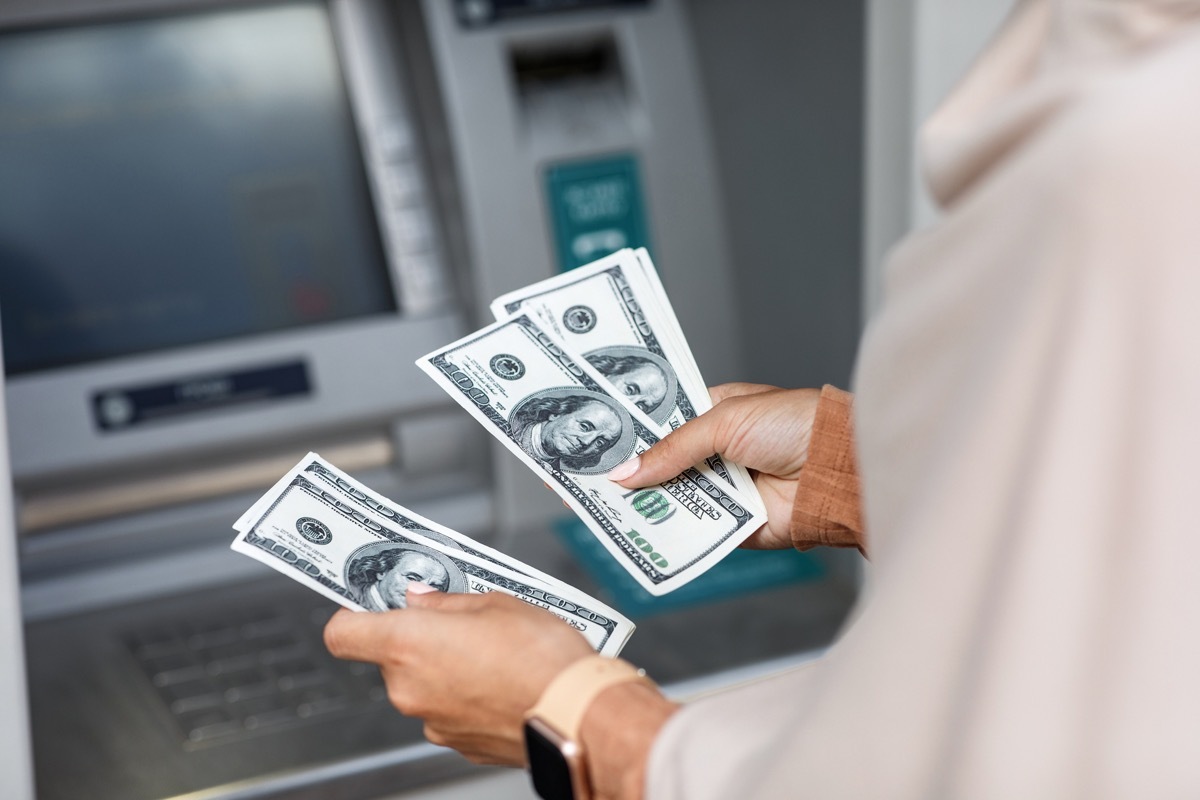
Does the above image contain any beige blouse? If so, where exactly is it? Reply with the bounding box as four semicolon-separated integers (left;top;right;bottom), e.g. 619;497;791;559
648;1;1200;797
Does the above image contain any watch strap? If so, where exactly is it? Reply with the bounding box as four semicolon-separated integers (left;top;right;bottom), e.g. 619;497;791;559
525;656;651;739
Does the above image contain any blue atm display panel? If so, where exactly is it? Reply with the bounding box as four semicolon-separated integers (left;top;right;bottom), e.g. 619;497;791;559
0;2;395;376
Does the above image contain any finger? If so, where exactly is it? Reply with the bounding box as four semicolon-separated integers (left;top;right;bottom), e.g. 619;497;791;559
426;728;527;766
423;724;448;748
605;386;773;487
403;588;469;611
324;608;402;664
708;382;777;405
610;408;730;489
404;587;508;612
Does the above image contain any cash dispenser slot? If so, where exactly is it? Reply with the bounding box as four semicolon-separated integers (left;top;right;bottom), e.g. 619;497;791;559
17;434;395;534
510;32;634;144
511;34;623;90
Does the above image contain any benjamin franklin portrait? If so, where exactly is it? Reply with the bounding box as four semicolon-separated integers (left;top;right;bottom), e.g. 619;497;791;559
584;346;680;427
345;542;468;611
509;388;636;475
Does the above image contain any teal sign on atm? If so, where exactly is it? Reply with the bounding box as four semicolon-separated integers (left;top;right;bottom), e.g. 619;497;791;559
545;155;651;272
554;518;825;618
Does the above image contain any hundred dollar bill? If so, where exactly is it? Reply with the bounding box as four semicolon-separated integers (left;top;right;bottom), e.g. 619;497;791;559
417;314;768;596
490;248;761;506
628;248;710;396
232;471;634;656
491;249;697;429
238;452;582;596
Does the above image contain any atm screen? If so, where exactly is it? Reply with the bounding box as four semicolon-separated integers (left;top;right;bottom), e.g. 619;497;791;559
0;1;395;376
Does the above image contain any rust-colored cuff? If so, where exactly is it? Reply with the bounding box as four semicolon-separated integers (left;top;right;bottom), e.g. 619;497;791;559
790;385;866;553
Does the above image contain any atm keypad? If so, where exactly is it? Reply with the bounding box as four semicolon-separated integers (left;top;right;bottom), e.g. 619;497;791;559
125;605;387;746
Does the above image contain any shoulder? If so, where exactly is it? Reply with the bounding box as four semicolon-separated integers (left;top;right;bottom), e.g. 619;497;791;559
1048;30;1200;202
949;29;1200;289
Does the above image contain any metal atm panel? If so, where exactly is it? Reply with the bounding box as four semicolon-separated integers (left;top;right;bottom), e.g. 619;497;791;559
417;0;746;537
2;1;865;797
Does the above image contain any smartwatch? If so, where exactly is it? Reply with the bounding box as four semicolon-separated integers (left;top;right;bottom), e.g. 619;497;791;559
523;656;650;800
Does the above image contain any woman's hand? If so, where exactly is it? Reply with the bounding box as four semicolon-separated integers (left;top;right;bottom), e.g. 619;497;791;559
609;383;821;550
324;588;593;765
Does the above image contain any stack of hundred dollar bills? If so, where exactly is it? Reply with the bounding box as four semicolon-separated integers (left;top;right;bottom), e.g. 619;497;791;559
232;248;767;654
421;248;767;595
230;452;635;657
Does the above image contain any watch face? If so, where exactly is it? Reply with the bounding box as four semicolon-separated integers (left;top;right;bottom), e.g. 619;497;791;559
525;721;576;800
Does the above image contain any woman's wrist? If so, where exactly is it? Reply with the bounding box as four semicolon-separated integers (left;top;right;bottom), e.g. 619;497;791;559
578;681;679;800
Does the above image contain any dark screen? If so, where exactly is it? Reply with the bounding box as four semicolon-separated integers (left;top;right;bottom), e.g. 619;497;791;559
0;2;396;375
525;722;575;800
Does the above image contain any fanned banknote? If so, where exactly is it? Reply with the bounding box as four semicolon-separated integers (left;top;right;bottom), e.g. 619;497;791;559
231;454;634;657
489;248;761;504
251;453;582;593
417;314;768;596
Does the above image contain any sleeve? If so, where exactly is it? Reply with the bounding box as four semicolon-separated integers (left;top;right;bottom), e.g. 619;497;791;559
645;660;824;800
647;36;1200;798
790;385;865;552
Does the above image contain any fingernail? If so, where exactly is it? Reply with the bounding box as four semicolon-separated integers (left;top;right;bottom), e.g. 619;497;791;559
407;582;438;596
607;456;640;482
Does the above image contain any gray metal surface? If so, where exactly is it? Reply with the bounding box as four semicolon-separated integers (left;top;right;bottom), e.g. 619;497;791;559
863;0;1013;316
0;323;35;800
686;0;865;391
26;531;855;800
865;0;918;319
25;577;456;800
333;0;456;315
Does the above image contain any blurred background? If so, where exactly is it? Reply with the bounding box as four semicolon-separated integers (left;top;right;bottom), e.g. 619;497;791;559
0;0;1008;797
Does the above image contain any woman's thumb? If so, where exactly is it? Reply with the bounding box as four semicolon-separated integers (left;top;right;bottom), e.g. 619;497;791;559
609;411;725;489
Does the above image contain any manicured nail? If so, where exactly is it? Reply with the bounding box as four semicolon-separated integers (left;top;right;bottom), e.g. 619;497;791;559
407;582;438;595
607;456;641;482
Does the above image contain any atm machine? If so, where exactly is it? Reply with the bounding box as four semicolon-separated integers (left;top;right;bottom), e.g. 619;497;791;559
0;0;862;797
